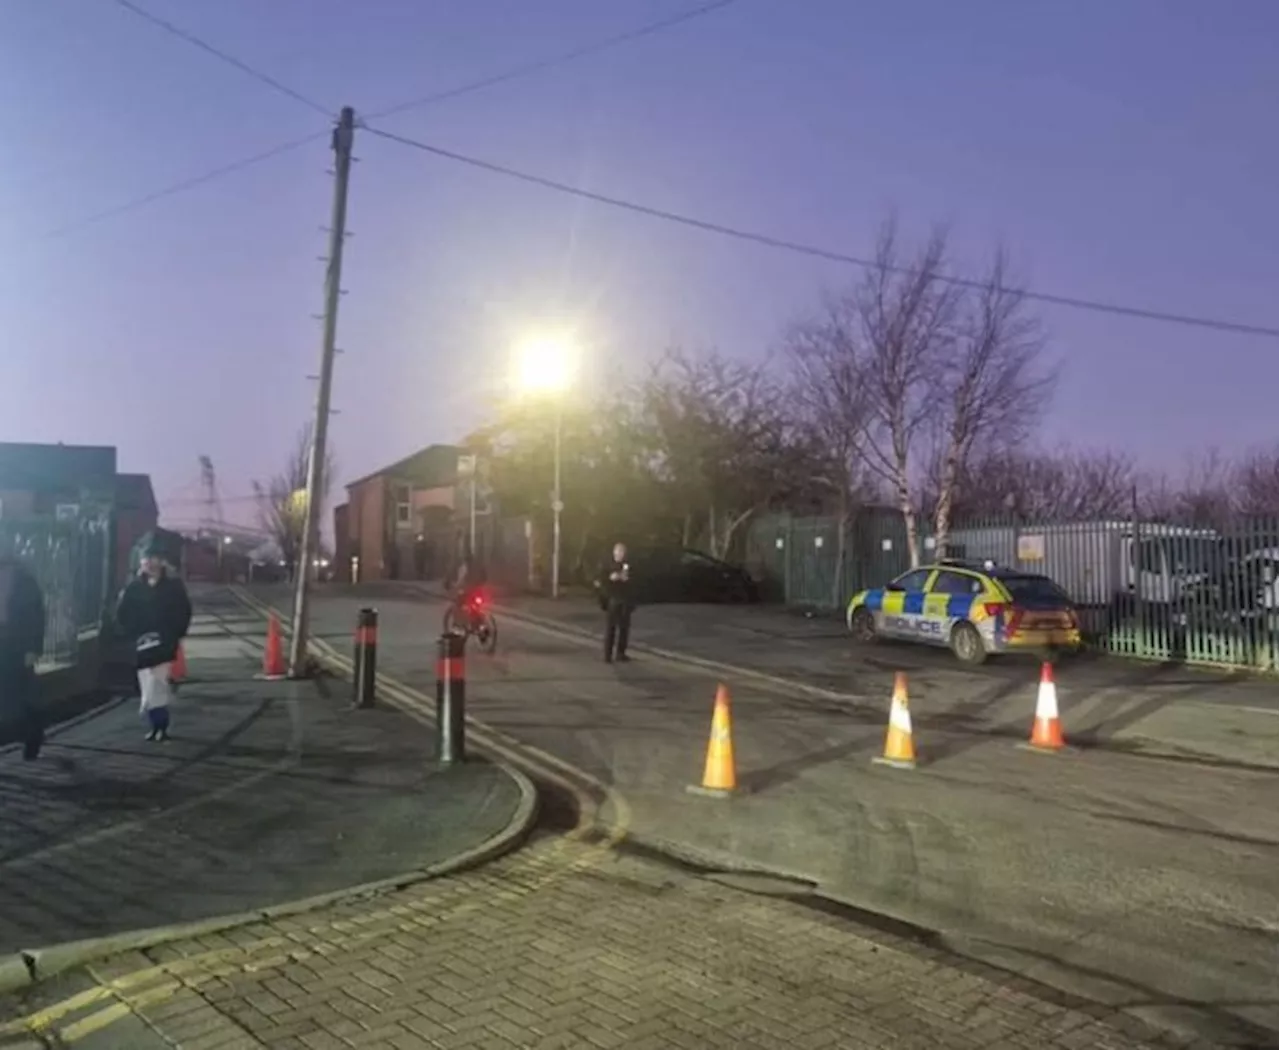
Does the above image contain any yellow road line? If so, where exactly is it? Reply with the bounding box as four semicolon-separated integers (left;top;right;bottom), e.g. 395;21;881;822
2;589;631;1043
58;1001;132;1043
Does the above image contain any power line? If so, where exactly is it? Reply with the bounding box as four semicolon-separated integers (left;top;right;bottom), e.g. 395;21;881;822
45;131;327;238
110;0;333;117
40;1;740;239
364;0;744;121
364;126;1278;339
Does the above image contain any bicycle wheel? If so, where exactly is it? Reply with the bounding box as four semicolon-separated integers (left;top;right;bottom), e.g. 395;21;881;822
475;613;498;654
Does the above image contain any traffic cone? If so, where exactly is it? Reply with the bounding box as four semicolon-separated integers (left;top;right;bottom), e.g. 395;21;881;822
873;672;916;769
686;683;738;798
257;612;287;680
1024;661;1065;752
170;644;188;683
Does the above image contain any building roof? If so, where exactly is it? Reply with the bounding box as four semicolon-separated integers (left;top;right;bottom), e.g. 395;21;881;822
0;442;117;491
115;473;158;515
347;444;460;491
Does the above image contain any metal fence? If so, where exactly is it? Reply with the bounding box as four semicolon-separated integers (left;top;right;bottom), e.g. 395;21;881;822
744;508;914;606
745;509;1280;671
0;514;112;666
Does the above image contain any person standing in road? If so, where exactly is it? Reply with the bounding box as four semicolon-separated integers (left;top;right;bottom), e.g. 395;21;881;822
115;547;192;742
595;541;634;663
0;556;47;760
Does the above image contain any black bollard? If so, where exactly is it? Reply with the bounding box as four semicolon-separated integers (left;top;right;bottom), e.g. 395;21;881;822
435;631;467;765
353;607;378;708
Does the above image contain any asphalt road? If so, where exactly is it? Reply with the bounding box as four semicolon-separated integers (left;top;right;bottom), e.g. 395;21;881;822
498;590;1280;769
253;584;1278;1048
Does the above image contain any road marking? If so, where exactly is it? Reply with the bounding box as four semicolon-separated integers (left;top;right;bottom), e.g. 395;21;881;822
1;594;627;1045
229;586;631;844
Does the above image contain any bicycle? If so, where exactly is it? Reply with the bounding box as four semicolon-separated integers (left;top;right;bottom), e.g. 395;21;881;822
442;587;499;654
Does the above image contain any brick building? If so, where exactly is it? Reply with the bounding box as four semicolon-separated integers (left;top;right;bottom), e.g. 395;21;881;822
112;473;159;590
334;444;461;583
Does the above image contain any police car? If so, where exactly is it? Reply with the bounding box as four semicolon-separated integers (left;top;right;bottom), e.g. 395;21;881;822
846;559;1082;665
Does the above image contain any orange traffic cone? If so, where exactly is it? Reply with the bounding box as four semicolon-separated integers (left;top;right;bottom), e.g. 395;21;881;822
257;612;287;680
170;644;188;683
873;672;916;769
1024;661;1065;752
686;684;738;798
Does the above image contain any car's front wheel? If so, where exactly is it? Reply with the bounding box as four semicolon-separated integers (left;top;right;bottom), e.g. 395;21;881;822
849;607;876;643
950;621;987;665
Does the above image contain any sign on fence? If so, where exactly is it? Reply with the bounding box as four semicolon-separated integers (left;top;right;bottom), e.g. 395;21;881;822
1016;533;1046;561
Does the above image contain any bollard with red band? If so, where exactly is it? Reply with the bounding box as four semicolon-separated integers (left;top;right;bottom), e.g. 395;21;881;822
435;631;467;765
353;607;378;709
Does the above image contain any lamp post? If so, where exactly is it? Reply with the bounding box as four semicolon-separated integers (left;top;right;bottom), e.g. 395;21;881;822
551;400;563;599
513;335;576;600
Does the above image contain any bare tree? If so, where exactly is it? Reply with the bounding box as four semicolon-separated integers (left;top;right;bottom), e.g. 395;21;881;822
786;303;878;602
929;249;1053;554
253;423;336;576
948;448;1138;521
847;221;959;566
1231;447;1280;517
1136;448;1233;525
638;348;796;558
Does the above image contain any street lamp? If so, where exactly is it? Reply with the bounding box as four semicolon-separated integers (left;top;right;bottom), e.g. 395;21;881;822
513;335;576;599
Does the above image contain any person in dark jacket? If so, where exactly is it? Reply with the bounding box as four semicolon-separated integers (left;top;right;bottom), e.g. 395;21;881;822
115;550;192;742
594;542;634;663
0;556;47;760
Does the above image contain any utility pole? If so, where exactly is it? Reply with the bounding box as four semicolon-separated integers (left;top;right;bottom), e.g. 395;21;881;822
289;105;355;678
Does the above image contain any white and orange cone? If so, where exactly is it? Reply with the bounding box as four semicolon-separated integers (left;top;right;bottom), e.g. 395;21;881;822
687;683;739;798
873;672;916;769
1025;661;1065;752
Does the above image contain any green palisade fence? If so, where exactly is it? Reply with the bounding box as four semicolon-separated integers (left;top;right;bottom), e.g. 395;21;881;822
0;514;111;667
745;510;1279;671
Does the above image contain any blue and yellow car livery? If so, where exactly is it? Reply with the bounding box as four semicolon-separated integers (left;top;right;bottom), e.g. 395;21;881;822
845;560;1081;664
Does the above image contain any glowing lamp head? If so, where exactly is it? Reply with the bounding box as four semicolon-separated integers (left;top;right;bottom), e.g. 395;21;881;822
513;335;576;395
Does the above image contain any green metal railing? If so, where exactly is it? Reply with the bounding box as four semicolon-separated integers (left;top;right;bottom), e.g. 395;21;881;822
745;510;1279;671
0;514;111;666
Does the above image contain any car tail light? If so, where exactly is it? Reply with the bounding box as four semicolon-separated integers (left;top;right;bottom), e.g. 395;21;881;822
1005;606;1025;634
982;602;1005;619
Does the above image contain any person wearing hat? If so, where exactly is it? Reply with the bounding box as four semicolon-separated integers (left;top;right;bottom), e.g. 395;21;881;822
114;544;192;741
0;555;47;760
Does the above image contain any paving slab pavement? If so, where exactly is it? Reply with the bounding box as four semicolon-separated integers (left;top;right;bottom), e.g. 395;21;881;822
0;588;533;990
252;584;1278;1047
0;837;1193;1050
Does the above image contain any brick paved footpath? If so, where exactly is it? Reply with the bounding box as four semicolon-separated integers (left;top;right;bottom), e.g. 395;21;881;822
4;837;1192;1050
0;609;524;957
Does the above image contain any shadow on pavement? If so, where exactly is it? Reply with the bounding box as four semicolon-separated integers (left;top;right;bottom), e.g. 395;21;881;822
0;627;526;958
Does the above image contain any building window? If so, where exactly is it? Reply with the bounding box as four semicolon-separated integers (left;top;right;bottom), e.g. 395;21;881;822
392;483;412;529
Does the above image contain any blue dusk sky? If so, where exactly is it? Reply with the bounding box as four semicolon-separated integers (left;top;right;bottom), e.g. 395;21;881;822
2;0;1275;527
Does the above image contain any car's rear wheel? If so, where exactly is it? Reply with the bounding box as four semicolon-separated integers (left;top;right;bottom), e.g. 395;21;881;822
950;621;987;665
849;607;876;643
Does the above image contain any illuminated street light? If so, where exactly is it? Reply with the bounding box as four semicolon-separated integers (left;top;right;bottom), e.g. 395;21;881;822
513;335;575;395
512;334;577;599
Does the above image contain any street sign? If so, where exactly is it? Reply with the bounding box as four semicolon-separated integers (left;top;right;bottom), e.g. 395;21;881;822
457;454;478;478
55;503;80;521
551;499;565;513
